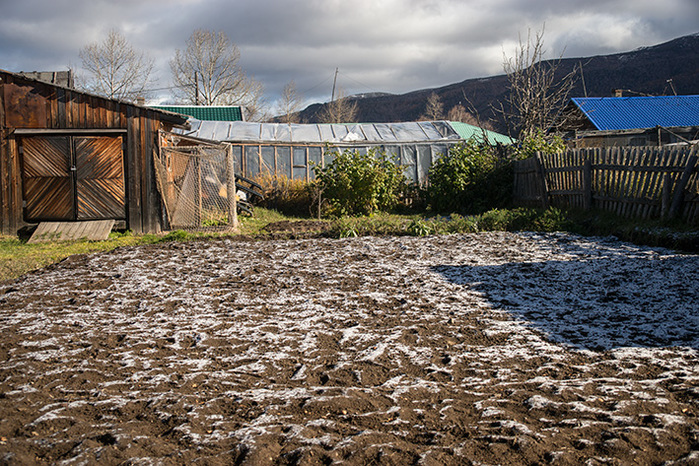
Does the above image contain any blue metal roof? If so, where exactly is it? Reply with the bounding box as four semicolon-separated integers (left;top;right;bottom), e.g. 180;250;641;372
571;95;699;131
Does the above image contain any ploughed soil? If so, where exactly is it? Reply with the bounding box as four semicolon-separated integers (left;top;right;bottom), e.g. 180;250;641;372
0;232;698;465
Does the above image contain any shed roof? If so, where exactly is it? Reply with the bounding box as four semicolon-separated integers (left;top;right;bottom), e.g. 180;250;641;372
183;120;463;144
0;68;189;127
571;95;699;131
152;105;243;121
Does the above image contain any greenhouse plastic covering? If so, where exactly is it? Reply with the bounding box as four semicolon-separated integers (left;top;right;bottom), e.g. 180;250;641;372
183;121;462;143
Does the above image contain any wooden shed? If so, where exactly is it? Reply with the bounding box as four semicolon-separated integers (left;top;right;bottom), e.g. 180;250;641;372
0;69;190;236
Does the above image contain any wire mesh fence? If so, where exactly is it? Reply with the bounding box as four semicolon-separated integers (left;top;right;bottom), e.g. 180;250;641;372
154;133;238;232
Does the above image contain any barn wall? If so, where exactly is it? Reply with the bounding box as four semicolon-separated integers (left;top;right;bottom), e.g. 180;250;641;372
0;71;185;235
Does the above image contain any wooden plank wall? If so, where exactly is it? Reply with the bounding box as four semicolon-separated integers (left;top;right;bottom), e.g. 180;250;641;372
513;146;699;224
0;72;183;235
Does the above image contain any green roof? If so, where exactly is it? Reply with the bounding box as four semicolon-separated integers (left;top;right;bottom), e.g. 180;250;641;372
448;121;514;145
151;105;243;121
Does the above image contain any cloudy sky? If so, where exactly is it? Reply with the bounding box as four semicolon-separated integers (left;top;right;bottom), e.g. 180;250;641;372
0;0;697;110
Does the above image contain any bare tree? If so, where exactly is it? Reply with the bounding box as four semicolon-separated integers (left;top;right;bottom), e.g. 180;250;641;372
500;27;578;140
318;87;358;123
78;30;154;101
447;104;496;131
275;81;303;123
170;29;265;120
420;92;444;121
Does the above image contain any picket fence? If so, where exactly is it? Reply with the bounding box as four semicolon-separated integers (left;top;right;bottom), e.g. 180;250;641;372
513;145;699;224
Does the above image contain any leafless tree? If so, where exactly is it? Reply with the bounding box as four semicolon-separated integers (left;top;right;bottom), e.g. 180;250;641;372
318;87;358;123
500;27;578;140
78;30;154;101
170;29;265;120
447;104;496;131
275;81;303;123
420;92;444;121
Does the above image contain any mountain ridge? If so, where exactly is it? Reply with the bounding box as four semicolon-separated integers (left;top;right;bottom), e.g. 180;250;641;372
296;33;699;132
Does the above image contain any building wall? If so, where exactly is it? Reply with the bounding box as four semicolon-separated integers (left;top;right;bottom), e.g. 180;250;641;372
0;71;186;235
570;127;699;148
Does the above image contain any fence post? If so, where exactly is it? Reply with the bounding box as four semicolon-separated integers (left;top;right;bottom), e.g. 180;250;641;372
192;156;202;228
668;153;698;220
536;153;550;209
583;157;592;210
226;144;238;229
661;173;672;219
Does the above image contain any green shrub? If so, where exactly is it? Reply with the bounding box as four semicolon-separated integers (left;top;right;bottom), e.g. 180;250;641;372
315;148;407;217
406;218;434;236
427;139;513;214
513;129;565;160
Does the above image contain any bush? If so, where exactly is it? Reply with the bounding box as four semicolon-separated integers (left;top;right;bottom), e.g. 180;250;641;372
315;148;407;217
427;139;513;214
513;129;565;160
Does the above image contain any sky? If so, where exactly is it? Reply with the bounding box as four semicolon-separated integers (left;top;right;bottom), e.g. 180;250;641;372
0;0;697;112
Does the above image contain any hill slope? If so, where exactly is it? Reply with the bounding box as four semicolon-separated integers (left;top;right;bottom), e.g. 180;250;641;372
297;33;699;132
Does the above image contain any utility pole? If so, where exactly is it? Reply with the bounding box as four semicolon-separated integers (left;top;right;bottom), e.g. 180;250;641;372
579;61;588;98
331;67;338;102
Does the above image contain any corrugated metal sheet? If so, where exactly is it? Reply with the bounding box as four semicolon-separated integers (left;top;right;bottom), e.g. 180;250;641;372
572;96;699;131
152;105;243;122
448;121;514;145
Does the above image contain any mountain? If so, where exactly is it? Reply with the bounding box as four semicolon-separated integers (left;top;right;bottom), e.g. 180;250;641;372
296;33;699;132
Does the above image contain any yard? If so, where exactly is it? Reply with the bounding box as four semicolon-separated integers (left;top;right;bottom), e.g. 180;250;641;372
0;231;697;465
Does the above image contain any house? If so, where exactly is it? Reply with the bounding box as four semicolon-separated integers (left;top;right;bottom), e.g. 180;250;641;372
560;95;699;147
0;68;196;236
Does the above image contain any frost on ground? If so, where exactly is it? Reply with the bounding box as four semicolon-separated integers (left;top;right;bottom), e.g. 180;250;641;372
0;231;697;465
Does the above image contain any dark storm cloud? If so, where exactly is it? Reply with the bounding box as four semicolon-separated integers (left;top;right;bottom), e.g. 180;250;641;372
0;0;696;107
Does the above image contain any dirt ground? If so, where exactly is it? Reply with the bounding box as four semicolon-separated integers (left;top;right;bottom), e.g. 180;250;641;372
0;231;697;465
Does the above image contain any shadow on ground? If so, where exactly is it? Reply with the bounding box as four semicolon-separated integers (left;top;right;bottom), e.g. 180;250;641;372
433;254;699;351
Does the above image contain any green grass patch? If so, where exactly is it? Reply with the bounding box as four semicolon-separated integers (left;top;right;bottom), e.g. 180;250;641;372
1;207;695;282
0;231;149;282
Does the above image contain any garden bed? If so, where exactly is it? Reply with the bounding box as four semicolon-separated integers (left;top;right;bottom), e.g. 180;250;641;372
0;232;697;464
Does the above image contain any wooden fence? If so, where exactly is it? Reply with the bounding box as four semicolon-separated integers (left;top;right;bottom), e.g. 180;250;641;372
513;146;699;224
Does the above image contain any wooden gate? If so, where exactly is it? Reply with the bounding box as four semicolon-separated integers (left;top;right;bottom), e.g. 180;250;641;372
21;135;126;222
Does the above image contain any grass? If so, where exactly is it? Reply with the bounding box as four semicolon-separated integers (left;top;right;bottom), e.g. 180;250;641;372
1;207;696;283
0;231;151;283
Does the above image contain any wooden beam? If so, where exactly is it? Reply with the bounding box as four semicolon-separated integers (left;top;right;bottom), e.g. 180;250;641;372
12;128;127;135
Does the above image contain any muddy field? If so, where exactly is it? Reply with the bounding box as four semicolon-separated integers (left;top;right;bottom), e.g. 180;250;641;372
0;231;698;465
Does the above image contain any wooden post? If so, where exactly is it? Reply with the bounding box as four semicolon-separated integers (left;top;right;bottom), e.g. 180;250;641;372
317;188;322;220
226;144;238;229
582;157;592;210
194;156;201;228
661;173;672;219
536;153;550;209
668;153;698;220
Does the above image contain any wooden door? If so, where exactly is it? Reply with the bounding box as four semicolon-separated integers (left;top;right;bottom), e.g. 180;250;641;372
21;135;125;222
21;136;74;221
75;136;125;220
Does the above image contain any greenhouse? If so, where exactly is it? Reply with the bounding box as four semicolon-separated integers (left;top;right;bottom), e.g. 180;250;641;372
181;120;512;184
